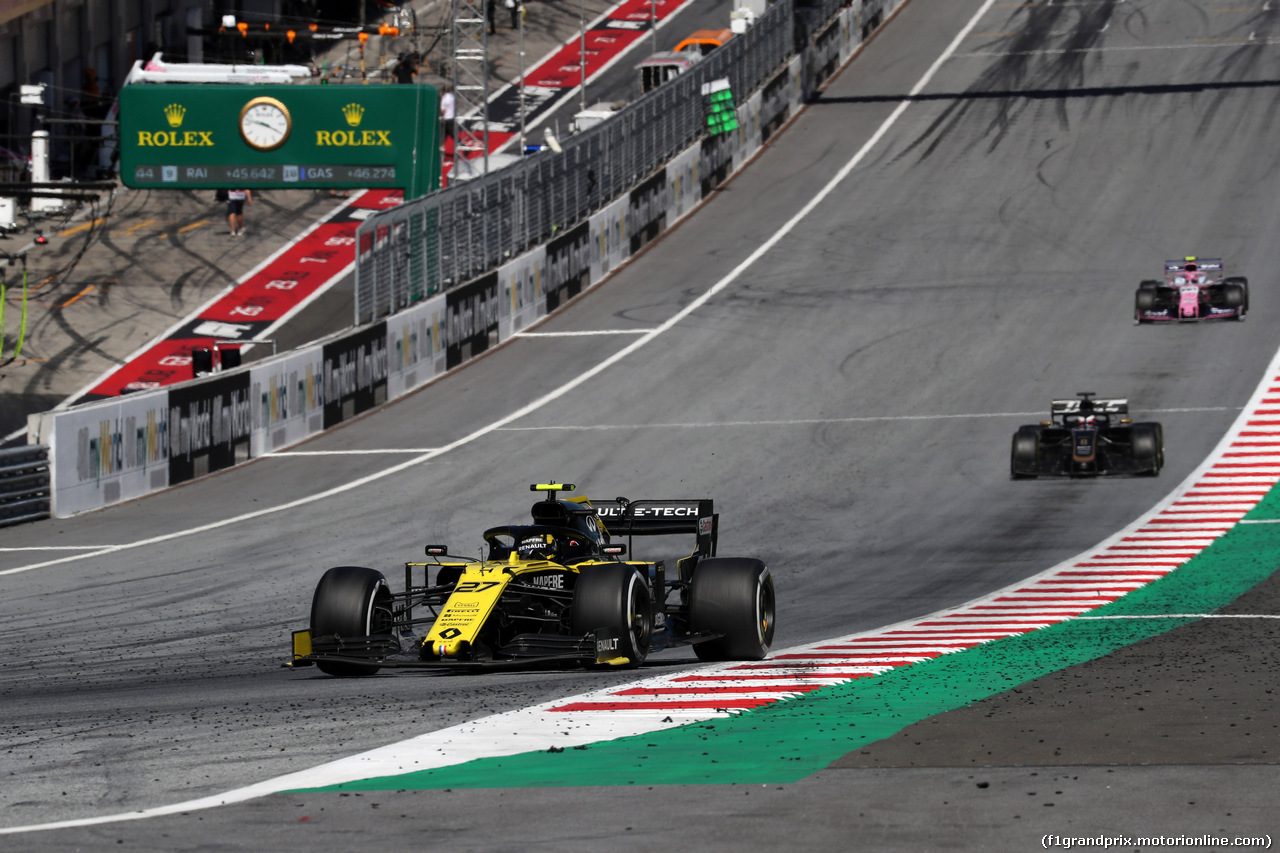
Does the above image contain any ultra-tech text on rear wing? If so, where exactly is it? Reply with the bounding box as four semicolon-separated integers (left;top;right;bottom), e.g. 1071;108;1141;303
1164;257;1223;272
1051;398;1128;415
593;498;718;558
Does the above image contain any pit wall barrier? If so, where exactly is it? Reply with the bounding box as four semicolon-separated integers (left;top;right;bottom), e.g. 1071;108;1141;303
0;445;51;527
30;0;905;518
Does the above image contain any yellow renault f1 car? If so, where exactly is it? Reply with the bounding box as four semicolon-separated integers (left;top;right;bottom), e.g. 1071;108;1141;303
288;483;776;675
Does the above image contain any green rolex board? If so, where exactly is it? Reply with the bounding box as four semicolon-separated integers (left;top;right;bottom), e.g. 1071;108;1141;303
119;84;440;199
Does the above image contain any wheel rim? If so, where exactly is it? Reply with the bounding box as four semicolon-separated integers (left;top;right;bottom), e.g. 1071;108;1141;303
755;575;776;645
366;580;392;635
625;573;651;652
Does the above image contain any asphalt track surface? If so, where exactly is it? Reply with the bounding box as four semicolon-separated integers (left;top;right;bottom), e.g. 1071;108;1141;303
3;0;1279;848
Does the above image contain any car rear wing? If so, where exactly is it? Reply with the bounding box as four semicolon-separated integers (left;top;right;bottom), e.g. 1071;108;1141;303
593;499;717;557
1165;258;1223;272
1051;398;1128;415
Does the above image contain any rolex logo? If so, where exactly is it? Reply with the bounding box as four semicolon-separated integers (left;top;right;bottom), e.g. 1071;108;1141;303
342;103;365;127
164;103;186;128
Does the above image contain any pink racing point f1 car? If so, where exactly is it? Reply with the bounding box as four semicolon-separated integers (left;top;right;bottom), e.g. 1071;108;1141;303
1135;257;1248;323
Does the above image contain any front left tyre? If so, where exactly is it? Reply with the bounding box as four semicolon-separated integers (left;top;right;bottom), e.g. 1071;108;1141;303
1222;282;1246;319
310;566;393;676
1130;423;1163;476
1225;276;1249;312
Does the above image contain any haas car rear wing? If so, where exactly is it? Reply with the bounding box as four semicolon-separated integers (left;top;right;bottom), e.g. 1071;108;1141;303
1164;257;1223;272
594;498;718;558
1051;398;1128;415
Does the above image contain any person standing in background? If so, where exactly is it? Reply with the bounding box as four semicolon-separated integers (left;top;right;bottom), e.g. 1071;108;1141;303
393;52;417;84
440;84;456;142
487;0;497;34
227;189;251;237
81;67;103;119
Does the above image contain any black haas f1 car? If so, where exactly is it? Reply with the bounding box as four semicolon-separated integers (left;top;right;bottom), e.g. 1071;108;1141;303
289;483;775;675
1011;394;1164;478
1135;257;1248;323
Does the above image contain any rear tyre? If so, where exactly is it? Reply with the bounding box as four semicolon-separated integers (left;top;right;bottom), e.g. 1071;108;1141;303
689;558;775;661
1011;426;1040;479
572;564;652;667
310;566;393;676
1131;423;1163;476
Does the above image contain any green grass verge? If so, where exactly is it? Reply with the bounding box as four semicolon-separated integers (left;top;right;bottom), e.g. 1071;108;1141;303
293;521;1280;791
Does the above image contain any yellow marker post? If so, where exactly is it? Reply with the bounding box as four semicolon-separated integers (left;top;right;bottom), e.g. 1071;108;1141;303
11;269;28;358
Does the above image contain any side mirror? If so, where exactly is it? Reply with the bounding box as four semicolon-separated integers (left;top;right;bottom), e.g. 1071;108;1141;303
425;545;449;557
602;544;627;556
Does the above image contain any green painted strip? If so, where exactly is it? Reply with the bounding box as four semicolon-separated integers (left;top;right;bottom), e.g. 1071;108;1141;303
1244;487;1280;523
291;521;1280;793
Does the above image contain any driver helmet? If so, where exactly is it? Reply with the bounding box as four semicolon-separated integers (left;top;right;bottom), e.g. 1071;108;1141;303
517;533;558;561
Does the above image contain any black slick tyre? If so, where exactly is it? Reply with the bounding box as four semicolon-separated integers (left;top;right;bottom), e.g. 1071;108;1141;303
572;564;652;667
1131;423;1163;476
1222;282;1245;318
1011;426;1040;479
689;558;775;661
1135;280;1159;322
1225;276;1249;312
310;566;393;676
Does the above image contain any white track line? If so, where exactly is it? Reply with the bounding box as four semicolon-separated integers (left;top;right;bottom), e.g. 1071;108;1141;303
514;329;654;337
0;0;998;579
262;449;442;456
962;39;1280;58
0;545;117;552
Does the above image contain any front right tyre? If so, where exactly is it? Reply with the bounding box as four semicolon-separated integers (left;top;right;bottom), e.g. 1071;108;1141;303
1135;280;1160;322
310;566;393;676
1011;426;1041;479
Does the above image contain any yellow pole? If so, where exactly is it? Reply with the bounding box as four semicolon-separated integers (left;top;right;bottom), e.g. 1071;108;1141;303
0;272;7;356
12;267;28;358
